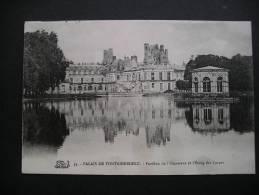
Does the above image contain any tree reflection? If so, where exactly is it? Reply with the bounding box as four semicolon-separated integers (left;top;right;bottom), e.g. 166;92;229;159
23;102;69;147
230;97;254;133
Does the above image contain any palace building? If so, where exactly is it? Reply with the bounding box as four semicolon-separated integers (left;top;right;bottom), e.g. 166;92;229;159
52;43;185;95
191;66;229;97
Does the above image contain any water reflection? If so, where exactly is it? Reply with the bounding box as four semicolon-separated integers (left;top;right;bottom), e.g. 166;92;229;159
31;97;187;147
23;102;69;147
23;97;254;148
186;103;230;135
185;98;254;135
22;96;255;174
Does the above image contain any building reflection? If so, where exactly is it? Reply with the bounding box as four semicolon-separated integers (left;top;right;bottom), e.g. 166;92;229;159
190;103;230;135
43;97;188;147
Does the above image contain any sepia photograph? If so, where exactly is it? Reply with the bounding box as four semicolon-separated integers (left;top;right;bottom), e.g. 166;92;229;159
22;20;255;175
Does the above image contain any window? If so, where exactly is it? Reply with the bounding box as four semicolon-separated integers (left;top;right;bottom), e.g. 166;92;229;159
152;83;155;88
84;86;87;90
81;78;83;83
159;72;163;80
204;108;212;124
117;75;120;80
151;72;155;81
132;73;135;80
217;77;223;92
194;108;199;124
70;78;73;83
160;83;163;91
101;78;104;83
78;86;82;90
167;72;171;80
138;73;141;80
98;84;103;90
160;110;163;118
91;78;94;83
88;85;93;90
144;72;147;80
203;77;211;92
194;77;198;93
105;85;107;91
168;83;171;90
218;108;224;124
152;110;155;119
168;109;171;118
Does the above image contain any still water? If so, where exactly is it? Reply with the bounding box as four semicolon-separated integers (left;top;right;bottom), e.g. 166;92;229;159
22;96;255;174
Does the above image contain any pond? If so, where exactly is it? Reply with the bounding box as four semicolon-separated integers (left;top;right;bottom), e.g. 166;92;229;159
22;95;255;174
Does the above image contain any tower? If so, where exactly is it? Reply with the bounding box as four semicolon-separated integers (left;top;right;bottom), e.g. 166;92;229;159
103;48;114;65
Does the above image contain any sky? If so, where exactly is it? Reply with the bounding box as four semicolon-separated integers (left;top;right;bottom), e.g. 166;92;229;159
24;20;252;65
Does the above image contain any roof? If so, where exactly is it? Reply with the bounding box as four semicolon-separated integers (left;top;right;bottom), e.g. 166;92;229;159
192;66;229;72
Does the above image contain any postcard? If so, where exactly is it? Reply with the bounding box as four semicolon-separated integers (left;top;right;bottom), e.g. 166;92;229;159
22;20;255;174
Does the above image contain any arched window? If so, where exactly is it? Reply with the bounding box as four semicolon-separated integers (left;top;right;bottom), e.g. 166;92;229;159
217;77;223;92
203;77;211;92
132;73;136;81
88;85;92;90
194;108;199;124
204;108;212;125
218;108;224;124
194;77;198;93
152;110;155;119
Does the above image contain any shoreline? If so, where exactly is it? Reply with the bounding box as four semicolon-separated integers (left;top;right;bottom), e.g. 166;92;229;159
22;92;253;103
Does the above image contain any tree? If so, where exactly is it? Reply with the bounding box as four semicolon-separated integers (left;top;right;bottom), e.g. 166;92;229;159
23;30;69;96
176;80;191;91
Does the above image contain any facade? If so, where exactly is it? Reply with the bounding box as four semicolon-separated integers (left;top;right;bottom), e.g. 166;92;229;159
55;63;184;94
57;64;116;94
52;43;185;95
191;66;229;96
